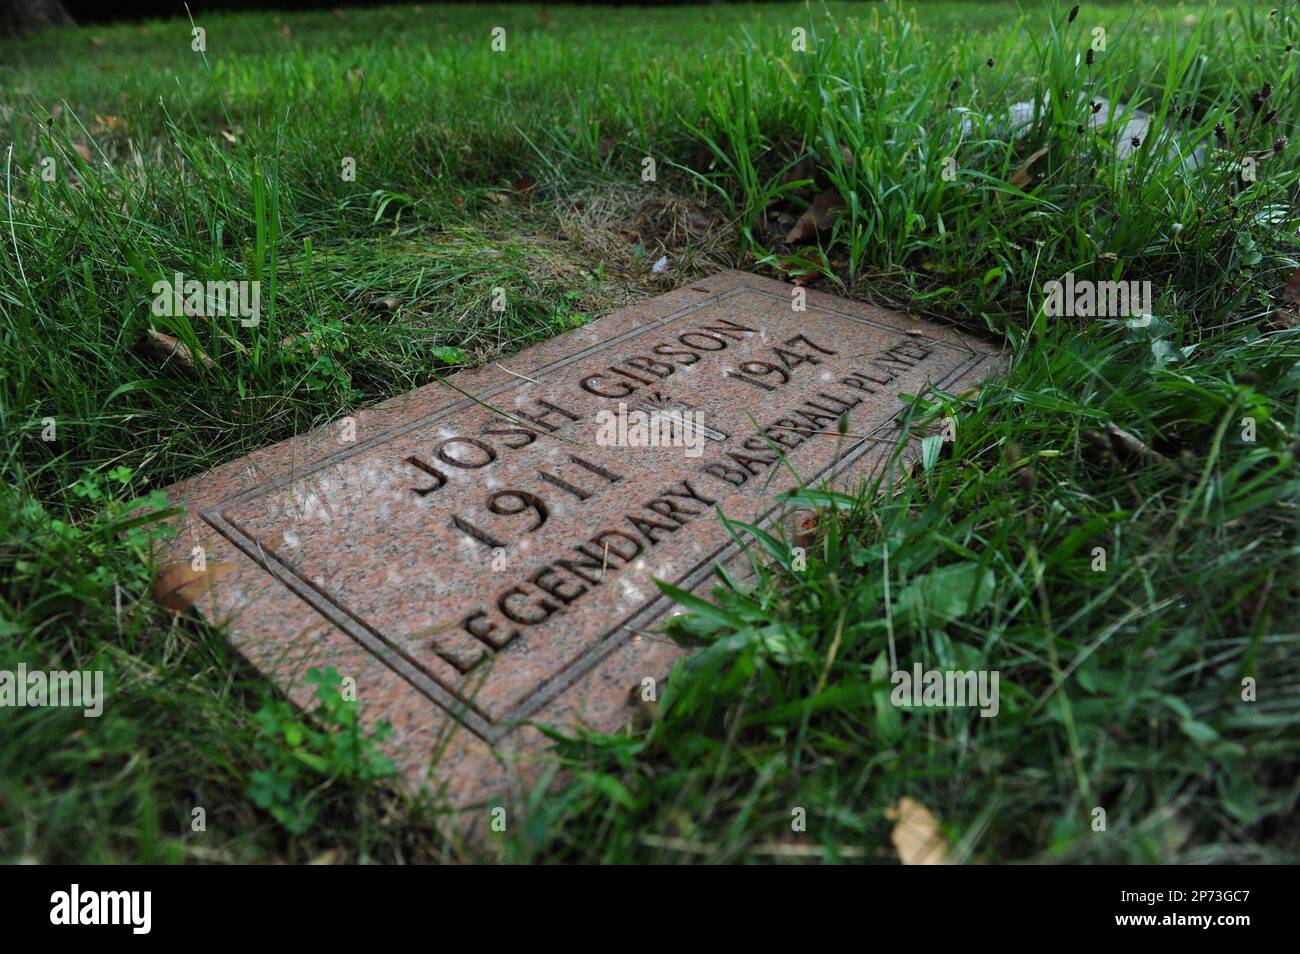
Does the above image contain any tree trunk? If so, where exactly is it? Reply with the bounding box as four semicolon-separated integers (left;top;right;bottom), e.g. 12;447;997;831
0;0;73;39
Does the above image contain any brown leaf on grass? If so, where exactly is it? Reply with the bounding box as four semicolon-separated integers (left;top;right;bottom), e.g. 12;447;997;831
92;114;126;134
280;334;320;356
1278;265;1300;304
153;562;236;614
145;329;214;374
512;176;536;195
792;509;819;549
1269;265;1300;329
791;250;831;286
786;188;845;244
886;797;949;865
1009;146;1050;190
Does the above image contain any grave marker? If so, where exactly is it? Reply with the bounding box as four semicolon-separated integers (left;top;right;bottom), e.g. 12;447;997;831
160;270;1001;811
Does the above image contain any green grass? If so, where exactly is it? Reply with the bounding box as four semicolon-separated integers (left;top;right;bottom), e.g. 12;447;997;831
1;0;1298;863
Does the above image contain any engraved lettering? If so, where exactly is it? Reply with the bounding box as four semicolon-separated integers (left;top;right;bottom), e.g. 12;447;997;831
516;399;580;432
405;456;448;495
436;436;497;469
498;586;560;625
580;373;636;398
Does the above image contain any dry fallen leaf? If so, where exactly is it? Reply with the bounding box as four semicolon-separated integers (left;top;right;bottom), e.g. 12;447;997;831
1009;146;1050;190
92;114;126;134
792;509;819;549
280;333;320;356
145;329;214;374
153;562;235;613
1270;265;1300;329
786;188;845;244
513;176;536;195
791;250;831;286
886;797;949;865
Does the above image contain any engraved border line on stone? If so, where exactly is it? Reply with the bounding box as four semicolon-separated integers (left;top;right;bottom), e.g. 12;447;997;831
204;507;500;739
197;279;996;741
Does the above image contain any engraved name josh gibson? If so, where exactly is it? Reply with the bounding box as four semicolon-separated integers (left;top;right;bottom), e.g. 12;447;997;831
401;316;936;674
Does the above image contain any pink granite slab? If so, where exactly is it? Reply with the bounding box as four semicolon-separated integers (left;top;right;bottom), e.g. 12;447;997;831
159;270;1002;821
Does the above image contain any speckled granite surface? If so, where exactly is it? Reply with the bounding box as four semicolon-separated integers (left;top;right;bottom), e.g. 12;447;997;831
160;270;1002;821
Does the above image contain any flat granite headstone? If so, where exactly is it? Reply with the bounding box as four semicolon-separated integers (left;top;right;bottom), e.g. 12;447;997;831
161;270;1001;814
